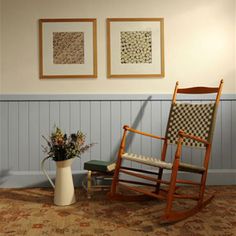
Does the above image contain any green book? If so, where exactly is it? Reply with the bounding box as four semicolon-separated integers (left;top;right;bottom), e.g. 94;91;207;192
84;160;116;172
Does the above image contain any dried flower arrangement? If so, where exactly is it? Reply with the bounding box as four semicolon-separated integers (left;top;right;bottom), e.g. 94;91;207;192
42;127;93;162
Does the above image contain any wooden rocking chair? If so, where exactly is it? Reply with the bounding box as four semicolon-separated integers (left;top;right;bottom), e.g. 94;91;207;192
109;80;223;223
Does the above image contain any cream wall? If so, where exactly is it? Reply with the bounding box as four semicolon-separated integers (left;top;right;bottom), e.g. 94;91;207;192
1;0;235;94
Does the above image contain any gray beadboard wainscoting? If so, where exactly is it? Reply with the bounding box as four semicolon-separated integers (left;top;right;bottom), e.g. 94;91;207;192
0;94;235;187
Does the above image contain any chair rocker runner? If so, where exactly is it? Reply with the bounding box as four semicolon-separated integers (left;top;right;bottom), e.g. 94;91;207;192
109;80;223;223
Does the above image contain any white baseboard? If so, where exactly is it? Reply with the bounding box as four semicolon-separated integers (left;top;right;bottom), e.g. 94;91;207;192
0;170;87;188
0;169;235;188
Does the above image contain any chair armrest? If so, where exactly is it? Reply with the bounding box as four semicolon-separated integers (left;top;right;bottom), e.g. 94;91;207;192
123;125;166;141
178;130;209;146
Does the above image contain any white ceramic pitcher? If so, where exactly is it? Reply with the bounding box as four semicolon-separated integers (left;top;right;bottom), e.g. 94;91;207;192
41;157;76;206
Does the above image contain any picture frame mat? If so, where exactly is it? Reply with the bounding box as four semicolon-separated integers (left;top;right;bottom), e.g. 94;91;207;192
110;21;161;75
43;22;93;75
107;18;164;78
39;18;97;79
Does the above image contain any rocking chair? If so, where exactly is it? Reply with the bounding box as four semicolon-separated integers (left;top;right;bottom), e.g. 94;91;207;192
109;80;223;223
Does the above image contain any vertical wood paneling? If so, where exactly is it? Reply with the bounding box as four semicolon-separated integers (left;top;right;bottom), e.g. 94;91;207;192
120;101;131;167
141;101;152;156
0;102;9;170
181;146;193;165
0;96;235;178
29;102;40;171
8;102;19;171
191;147;204;168
49;102;60;171
141;101;153;170
211;103;222;169
49;102;60;131
111;101;121;162
90;102;101;161
161;101;172;163
39;102;50;171
70;102;81;170
151;101;162;158
19;102;29;171
70;102;81;133
232;101;236;168
59;102;70;133
221;101;232;169
130;101;142;169
80;102;91;168
101;102;111;161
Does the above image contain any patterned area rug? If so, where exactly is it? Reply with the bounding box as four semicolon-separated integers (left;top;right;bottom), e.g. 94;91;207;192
0;186;236;236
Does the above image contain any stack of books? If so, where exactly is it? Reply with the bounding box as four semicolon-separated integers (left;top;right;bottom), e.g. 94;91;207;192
84;160;116;172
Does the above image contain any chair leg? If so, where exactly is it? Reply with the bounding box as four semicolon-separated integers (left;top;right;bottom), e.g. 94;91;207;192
109;127;128;198
110;154;122;197
155;168;163;193
87;170;92;199
155;141;168;193
161;171;213;224
163;139;182;221
198;171;208;206
198;145;211;206
164;167;178;219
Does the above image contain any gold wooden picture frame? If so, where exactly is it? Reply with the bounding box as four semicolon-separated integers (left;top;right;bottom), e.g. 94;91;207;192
107;18;164;78
39;18;97;79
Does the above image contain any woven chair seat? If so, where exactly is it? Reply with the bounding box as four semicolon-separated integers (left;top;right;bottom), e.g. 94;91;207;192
122;152;205;174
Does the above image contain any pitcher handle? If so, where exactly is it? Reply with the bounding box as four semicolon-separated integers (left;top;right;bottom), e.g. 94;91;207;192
41;156;55;189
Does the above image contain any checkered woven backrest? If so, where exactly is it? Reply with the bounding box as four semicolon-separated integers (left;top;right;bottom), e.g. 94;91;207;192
166;102;216;147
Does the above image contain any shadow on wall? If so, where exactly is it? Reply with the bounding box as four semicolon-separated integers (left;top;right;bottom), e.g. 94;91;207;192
110;96;152;162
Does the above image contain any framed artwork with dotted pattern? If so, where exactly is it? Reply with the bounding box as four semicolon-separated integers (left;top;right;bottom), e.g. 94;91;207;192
107;18;164;78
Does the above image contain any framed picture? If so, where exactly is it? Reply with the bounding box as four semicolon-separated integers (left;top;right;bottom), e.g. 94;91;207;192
107;18;164;78
39;18;97;79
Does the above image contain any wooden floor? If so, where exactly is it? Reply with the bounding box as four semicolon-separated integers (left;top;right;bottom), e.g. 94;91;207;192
0;186;236;236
